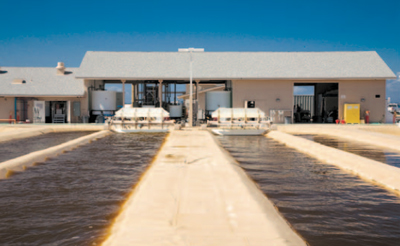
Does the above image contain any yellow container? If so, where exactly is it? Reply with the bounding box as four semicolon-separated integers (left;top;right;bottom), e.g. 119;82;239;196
344;104;360;124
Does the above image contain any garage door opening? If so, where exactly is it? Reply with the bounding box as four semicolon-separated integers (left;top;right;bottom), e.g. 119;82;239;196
294;83;338;123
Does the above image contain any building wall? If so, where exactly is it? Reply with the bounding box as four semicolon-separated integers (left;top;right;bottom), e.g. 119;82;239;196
1;79;387;124
0;97;15;120
0;80;110;124
0;96;87;123
338;80;386;123
232;79;386;123
32;97;87;123
231;80;294;117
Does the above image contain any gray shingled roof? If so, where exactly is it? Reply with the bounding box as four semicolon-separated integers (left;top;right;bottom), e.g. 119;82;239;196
0;67;84;96
76;51;396;80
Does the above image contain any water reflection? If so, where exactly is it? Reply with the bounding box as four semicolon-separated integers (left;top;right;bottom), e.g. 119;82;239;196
296;134;400;168
0;131;96;163
0;133;166;245
218;135;400;246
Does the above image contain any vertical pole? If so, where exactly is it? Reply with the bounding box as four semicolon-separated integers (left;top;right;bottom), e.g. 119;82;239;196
167;84;170;103
195;80;200;125
121;80;126;127
138;84;140;104
174;82;177;104
159;80;163;108
136;84;138;103
153;82;157;105
189;51;193;127
14;97;17;120
121;80;126;108
67;100;71;123
136;84;139;103
131;83;135;107
87;80;91;118
195;81;199;101
144;83;147;105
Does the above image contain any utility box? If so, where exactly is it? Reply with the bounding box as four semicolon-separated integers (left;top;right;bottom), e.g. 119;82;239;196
244;100;255;108
344;104;360;124
248;101;255;108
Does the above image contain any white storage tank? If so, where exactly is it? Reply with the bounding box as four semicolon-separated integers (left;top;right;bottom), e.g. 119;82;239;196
91;91;117;111
206;91;231;111
168;104;183;118
116;92;123;108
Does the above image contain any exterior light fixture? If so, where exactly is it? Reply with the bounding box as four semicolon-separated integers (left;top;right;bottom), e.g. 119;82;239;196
361;98;366;102
178;47;205;127
276;98;281;102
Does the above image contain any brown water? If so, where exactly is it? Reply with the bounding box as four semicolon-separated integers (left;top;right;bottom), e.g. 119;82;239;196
217;136;400;246
0;133;166;246
296;134;400;168
0;131;96;163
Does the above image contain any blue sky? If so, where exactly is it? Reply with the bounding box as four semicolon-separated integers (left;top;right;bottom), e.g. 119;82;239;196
1;0;399;101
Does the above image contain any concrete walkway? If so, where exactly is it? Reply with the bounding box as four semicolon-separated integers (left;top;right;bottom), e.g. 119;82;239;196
103;130;306;246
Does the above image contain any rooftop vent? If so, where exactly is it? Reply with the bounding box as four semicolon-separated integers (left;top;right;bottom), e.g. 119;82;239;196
12;79;26;84
56;62;65;75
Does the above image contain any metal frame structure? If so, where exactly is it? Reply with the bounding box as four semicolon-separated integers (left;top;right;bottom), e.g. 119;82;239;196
104;79;228;108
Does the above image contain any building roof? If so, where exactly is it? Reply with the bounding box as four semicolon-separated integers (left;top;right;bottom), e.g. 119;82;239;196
76;51;396;80
0;67;84;97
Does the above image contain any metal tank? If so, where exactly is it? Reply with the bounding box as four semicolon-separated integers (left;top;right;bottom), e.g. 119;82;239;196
168;104;183;118
116;92;123;108
91;91;117;111
205;91;231;111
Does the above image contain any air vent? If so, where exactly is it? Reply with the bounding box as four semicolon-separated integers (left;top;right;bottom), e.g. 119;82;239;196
12;79;26;84
56;62;65;75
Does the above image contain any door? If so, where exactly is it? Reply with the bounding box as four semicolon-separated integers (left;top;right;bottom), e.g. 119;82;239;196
33;101;45;123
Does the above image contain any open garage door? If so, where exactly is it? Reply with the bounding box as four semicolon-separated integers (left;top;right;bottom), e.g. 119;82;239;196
294;83;338;123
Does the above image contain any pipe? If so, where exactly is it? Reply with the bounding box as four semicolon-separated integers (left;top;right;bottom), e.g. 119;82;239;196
87;84;95;117
131;83;136;107
122;80;126;108
167;83;171;104
14;97;17;121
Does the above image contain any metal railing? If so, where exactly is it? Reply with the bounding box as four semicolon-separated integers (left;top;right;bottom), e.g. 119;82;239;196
0;119;17;124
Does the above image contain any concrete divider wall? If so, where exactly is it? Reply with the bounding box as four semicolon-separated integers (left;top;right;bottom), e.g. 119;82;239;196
103;130;306;246
268;131;400;195
0;130;110;178
0;124;106;143
277;125;400;152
